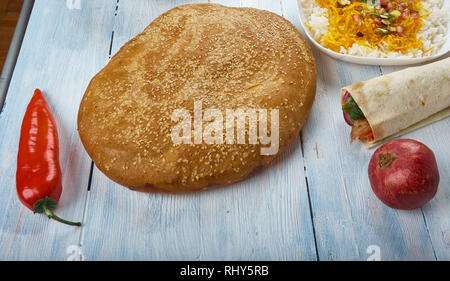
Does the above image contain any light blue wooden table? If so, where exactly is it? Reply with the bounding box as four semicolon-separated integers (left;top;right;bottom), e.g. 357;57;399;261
0;0;449;261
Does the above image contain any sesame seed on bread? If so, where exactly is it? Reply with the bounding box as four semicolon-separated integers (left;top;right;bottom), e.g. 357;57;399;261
77;3;316;193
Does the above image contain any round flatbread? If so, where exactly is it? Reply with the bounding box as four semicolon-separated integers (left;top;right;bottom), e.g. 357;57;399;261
77;3;316;193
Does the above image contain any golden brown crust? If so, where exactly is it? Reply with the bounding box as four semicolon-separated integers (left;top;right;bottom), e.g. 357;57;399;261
77;4;316;193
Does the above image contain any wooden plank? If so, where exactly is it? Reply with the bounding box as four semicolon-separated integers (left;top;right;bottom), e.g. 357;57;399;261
81;0;317;260
303;60;437;261
290;0;438;259
1;0;446;261
0;0;117;260
380;61;450;260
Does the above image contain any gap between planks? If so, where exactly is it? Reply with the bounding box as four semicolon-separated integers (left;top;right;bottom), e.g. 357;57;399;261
280;0;320;261
378;64;437;260
76;0;121;254
300;132;320;261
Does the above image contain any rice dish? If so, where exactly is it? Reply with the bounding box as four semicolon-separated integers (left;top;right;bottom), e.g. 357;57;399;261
299;0;448;57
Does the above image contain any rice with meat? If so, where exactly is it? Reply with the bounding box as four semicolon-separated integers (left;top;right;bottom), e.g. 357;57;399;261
299;0;448;57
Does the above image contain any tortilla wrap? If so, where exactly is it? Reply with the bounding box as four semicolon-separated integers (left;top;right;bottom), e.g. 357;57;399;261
341;57;450;149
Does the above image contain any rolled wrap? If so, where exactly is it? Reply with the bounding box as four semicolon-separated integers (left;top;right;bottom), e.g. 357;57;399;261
341;57;450;148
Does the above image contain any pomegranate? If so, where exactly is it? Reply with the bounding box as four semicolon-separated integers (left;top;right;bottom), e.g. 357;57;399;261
374;17;383;26
386;1;393;12
368;139;440;210
402;9;410;20
352;14;361;24
396;25;405;33
411;12;420;20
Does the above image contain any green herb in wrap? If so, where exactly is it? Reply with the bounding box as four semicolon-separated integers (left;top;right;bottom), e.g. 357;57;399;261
342;96;365;120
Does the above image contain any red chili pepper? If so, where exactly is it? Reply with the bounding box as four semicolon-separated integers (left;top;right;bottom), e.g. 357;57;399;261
16;89;81;226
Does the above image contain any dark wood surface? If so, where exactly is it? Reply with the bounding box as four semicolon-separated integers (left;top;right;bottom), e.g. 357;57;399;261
0;0;23;72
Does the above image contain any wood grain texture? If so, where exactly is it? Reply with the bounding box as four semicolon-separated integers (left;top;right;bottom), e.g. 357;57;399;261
0;0;448;261
292;0;447;260
300;55;437;260
0;0;117;260
81;0;317;261
380;62;450;260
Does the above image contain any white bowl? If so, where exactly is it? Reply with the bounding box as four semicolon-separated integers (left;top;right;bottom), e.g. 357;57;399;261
297;1;450;66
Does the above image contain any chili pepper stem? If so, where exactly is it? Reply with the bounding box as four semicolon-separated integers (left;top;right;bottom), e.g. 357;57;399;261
33;197;81;226
43;206;82;226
